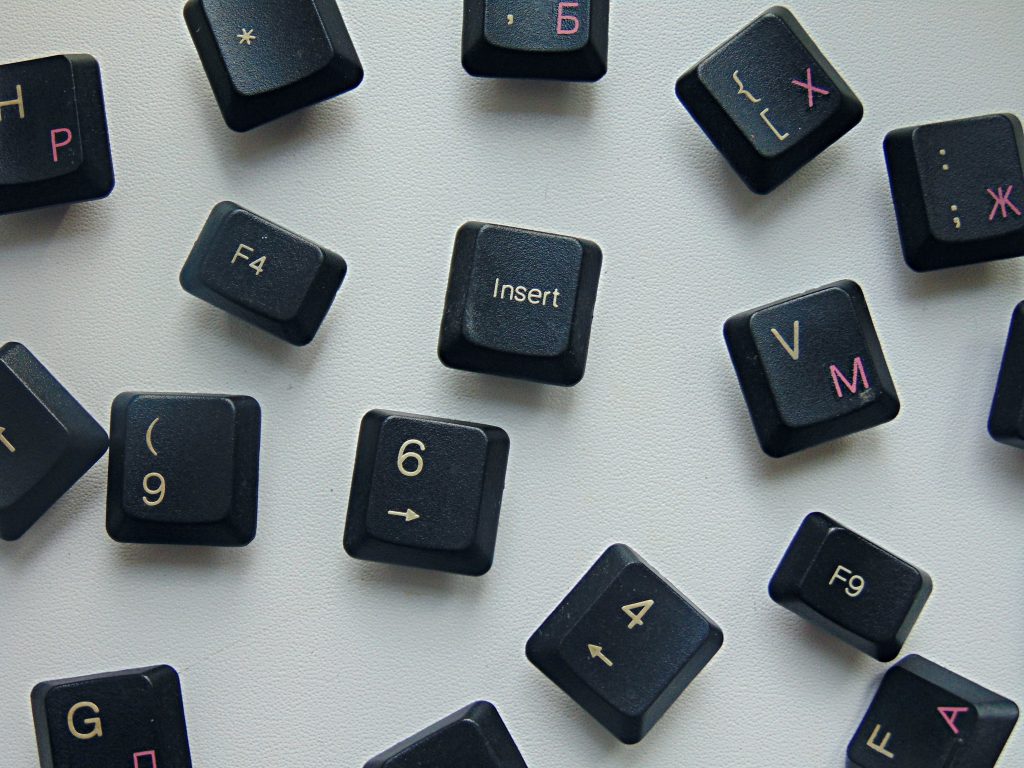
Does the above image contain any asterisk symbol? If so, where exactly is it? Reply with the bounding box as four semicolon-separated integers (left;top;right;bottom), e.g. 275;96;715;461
237;28;256;45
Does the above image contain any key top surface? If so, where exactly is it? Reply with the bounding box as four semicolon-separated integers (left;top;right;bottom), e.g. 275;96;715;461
988;301;1024;447
32;665;192;768
363;701;528;768
0;55;114;214
106;392;261;546
885;114;1024;271
526;544;723;744
724;280;900;457
0;342;108;540
180;202;347;345
676;6;862;194
847;655;1018;768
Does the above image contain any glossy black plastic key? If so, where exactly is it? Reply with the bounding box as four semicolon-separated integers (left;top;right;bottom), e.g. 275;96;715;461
364;701;528;768
527;544;723;744
32;665;192;768
0;55;114;215
439;222;602;386
344;410;510;575
676;6;862;194
0;342;108;540
184;0;363;131
848;655;1018;767
107;393;261;546
724;280;900;457
462;0;609;81
989;301;1024;447
769;513;932;662
885;114;1024;271
180;202;347;345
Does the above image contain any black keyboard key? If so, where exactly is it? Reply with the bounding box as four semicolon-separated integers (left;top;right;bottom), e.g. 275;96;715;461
0;342;108;541
180;202;347;346
848;655;1018;767
676;6;862;194
183;0;363;131
885;114;1024;271
724;280;900;457
0;55;114;215
438;222;602;386
106;393;262;546
526;544;723;744
344;410;509;575
462;0;609;81
769;513;931;662
989;301;1024;447
32;665;192;768
363;701;528;768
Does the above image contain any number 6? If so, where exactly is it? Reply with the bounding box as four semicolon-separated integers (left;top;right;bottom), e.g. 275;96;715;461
397;439;425;477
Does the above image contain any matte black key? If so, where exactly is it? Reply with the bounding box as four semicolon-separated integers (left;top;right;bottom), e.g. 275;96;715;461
0;342;107;541
343;410;510;576
106;393;261;546
769;512;932;662
724;280;900;457
989;301;1024;447
0;55;114;215
848;655;1018;768
462;0;609;81
180;202;347;345
526;544;723;744
885;114;1024;271
438;222;602;386
675;6;862;194
363;701;528;768
184;0;363;131
32;665;192;768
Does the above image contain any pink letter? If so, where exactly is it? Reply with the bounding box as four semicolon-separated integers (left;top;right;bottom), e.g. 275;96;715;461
557;2;580;35
50;128;73;162
830;356;870;398
133;750;157;768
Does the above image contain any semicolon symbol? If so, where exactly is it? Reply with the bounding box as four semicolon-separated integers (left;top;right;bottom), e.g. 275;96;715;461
145;418;159;457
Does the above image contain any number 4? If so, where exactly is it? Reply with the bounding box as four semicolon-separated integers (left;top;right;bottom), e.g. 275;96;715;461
249;256;266;276
622;599;653;629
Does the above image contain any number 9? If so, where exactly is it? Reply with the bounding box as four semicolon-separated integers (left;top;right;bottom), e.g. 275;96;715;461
142;472;166;507
397;439;426;477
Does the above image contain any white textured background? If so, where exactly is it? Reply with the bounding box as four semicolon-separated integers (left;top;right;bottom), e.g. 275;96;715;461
2;1;1024;765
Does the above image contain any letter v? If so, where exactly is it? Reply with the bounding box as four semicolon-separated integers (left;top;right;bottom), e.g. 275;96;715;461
771;321;799;360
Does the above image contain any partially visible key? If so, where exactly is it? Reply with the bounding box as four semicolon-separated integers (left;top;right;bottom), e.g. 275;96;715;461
32;665;192;768
989;301;1024;448
0;55;114;215
0;342;108;540
848;655;1018;767
462;0;610;81
363;701;528;768
184;0;364;131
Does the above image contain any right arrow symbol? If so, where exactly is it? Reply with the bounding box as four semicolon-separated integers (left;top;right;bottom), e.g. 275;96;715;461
588;644;613;667
938;706;969;735
387;508;420;522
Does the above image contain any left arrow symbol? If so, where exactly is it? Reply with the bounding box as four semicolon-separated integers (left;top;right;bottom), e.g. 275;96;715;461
0;427;14;453
388;508;420;522
588;644;613;667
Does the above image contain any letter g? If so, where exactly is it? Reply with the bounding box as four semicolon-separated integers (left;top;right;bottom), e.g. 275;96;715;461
67;701;103;740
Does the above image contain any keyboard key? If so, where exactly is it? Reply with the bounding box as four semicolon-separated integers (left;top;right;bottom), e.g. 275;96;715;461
0;55;114;215
848;655;1018;767
885;114;1024;271
724;280;900;457
183;0;363;131
675;6;862;194
462;0;609;81
769;512;932;662
363;701;528;768
32;665;192;768
343;410;510;575
526;544;723;744
0;342;108;540
989;301;1024;447
106;393;261;546
180;202;347;345
438;222;602;386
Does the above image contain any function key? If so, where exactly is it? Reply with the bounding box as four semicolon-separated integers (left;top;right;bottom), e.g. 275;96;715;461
723;280;900;457
989;301;1024;448
676;6;862;194
885;114;1024;271
438;222;602;386
183;0;363;131
0;55;114;215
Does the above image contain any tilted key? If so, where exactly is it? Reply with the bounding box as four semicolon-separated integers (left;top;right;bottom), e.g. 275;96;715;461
989;301;1024;448
0;342;108;540
0;55;114;215
184;0;363;131
676;6;862;194
724;280;900;457
106;393;262;546
32;665;192;768
527;544;723;744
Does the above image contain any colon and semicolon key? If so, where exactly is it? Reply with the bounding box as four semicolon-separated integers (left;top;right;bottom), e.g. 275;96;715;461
0;55;114;215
